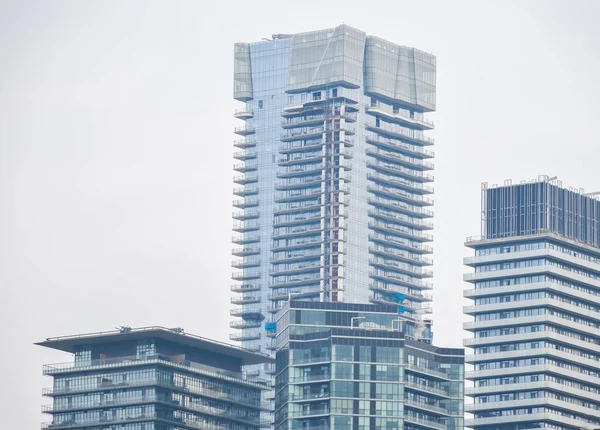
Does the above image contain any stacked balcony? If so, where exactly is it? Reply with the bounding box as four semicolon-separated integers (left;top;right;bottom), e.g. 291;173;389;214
366;99;434;316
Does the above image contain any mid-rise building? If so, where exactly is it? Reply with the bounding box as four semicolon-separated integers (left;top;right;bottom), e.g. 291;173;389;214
273;301;464;430
464;176;600;429
37;326;273;430
231;24;437;377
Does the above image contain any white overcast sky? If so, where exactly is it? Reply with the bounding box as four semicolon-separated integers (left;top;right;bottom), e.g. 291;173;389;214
1;0;599;426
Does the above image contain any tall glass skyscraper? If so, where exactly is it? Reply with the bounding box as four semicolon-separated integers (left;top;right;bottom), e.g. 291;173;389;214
231;25;436;376
463;176;600;429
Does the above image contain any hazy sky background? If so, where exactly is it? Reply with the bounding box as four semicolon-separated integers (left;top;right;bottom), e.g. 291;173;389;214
1;0;599;426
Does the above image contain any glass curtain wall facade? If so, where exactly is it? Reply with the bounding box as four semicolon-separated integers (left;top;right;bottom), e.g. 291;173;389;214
37;326;273;430
274;301;464;430
231;24;436;379
464;178;600;429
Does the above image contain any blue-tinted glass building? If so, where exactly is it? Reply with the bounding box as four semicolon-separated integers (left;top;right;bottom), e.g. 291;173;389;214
274;301;464;430
464;177;600;429
231;24;436;379
37;326;273;430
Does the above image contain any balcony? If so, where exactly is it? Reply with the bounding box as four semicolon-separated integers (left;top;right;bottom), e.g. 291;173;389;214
280;140;323;154
367;183;433;207
230;295;260;305
369;233;432;255
368;196;433;219
231;258;260;268
230;284;260;293
230;319;262;329
281;127;324;142
270;262;323;277
271;238;324;252
232;235;260;245
367;159;434;183
267;287;321;301
233;185;258;197
405;362;453;380
273;212;323;228
278;152;323;166
231;271;261;281
232;247;260;257
229;332;261;341
281;115;325;129
369;245;433;267
274;189;322;203
234;108;253;119
234;125;256;136
233;221;260;233
233;138;256;149
369;283;432;301
366;124;434;146
233;173;258;184
366;134;434;159
272;224;323;240
368;221;432;243
230;307;263;318
233;149;258;161
404;381;452;398
273;202;323;216
369;270;432;290
368;172;433;195
232;210;259;220
403;414;445;430
369;258;433;278
366;105;435;130
233;162;258;173
276;163;325;179
270;250;322;264
368;209;432;231
275;178;324;191
269;275;323;289
366;148;434;171
232;198;259;209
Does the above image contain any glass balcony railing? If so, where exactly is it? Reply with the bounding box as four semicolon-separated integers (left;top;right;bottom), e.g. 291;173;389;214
231;247;260;257
403;413;445;430
231;259;260;269
229;307;263;318
369;233;432;255
230;295;260;305
43;358;269;392
368;196;433;219
232;210;259;220
231;271;261;281
233;108;254;119
368;208;433;231
367;159;433;182
366;123;434;146
366;104;435;130
369;258;433;278
230;284;260;293
233;150;258;161
232;198;259;209
233;125;256;136
233;138;256;149
369;282;432;301
366;133;434;159
368;172;434;195
367;148;434;171
231;235;260;245
233;162;258;173
232;185;258;197
229;319;262;329
233;173;258;184
369;270;432;290
369;221;433;243
229;332;261;342
369;245;433;266
232;221;260;232
367;183;433;207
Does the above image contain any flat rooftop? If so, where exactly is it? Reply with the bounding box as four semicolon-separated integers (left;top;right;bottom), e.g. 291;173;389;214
36;325;273;365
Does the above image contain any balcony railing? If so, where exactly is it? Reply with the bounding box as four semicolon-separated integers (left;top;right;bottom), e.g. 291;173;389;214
234;125;256;136
233;138;256;149
229;332;261;341
230;295;260;305
43;356;269;390
230;283;260;293
369;245;433;266
368;172;434;195
229;319;262;329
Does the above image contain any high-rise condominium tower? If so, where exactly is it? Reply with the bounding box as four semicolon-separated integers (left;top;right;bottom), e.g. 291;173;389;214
230;25;436;374
464;176;600;429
